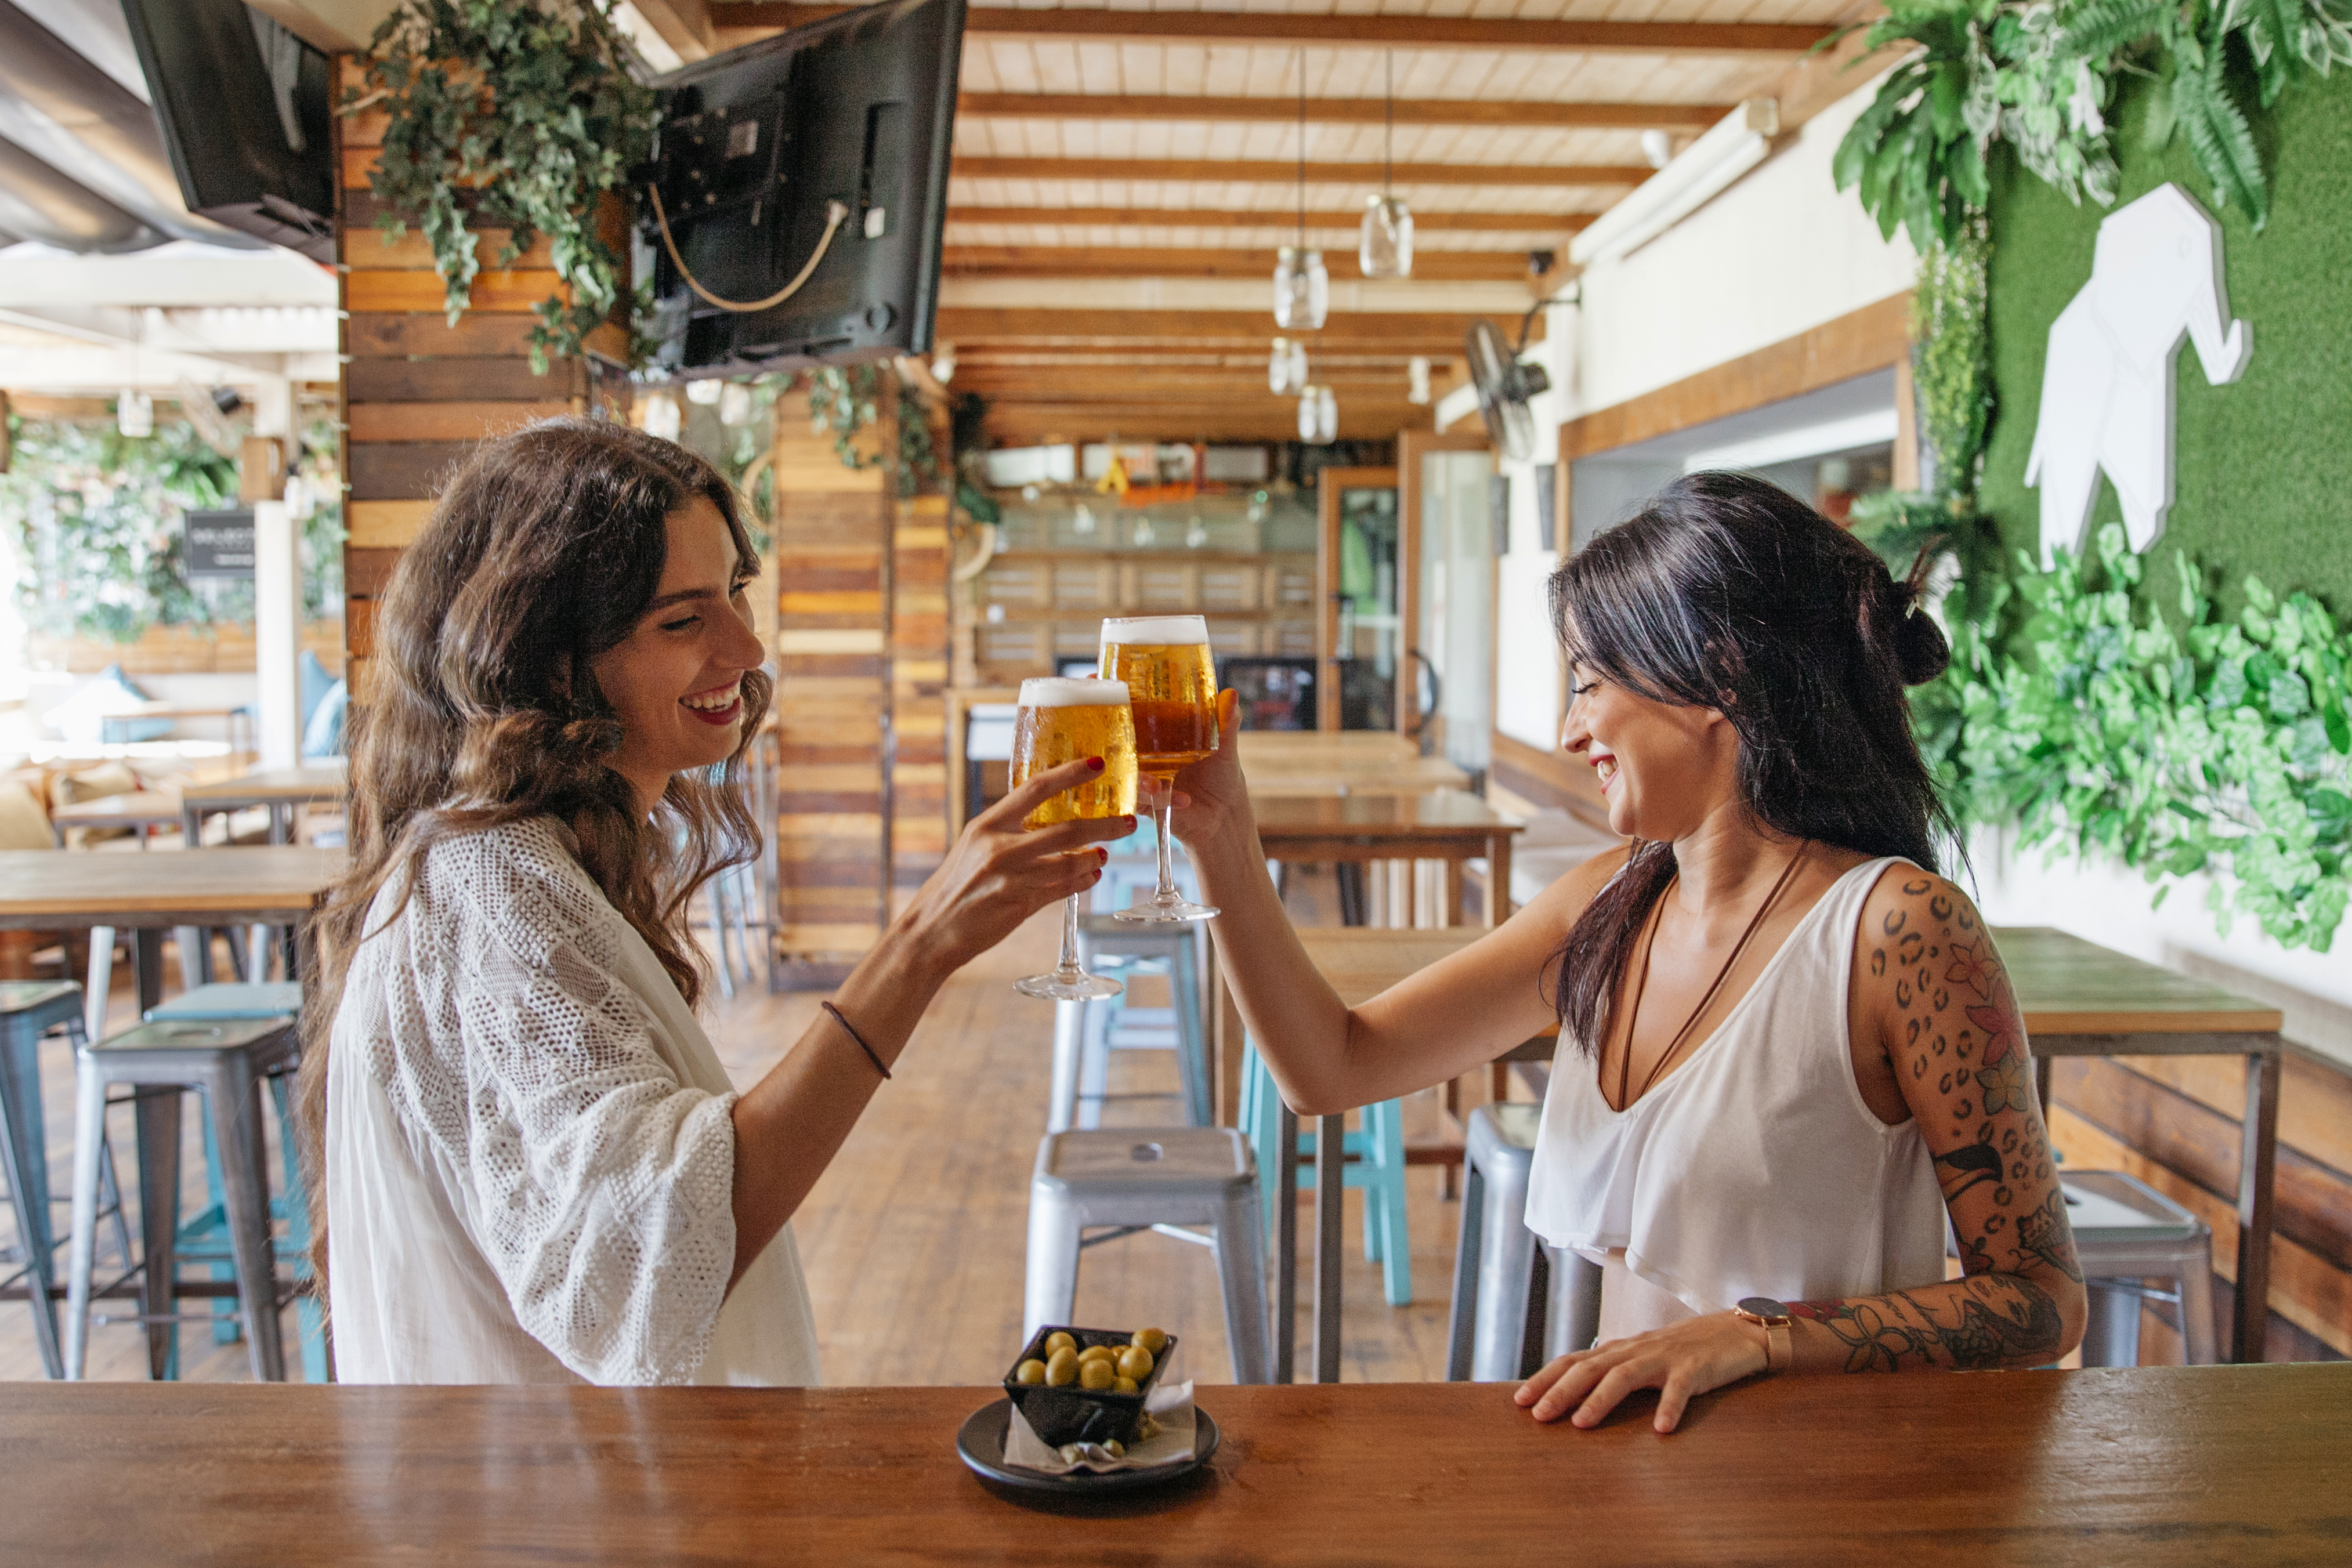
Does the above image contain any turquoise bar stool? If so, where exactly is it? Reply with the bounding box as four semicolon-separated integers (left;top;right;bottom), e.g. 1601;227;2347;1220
1239;1042;1413;1306
143;982;327;1382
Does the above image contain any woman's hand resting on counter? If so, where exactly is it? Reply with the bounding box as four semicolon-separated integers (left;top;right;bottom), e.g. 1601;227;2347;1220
895;758;1136;975
1517;1313;1771;1435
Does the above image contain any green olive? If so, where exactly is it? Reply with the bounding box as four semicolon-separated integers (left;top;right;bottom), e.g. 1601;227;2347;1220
1045;1347;1079;1386
1014;1359;1047;1385
1076;1344;1117;1364
1116;1345;1153;1381
1112;1375;1138;1395
1078;1357;1116;1390
1131;1327;1170;1354
1043;1331;1077;1358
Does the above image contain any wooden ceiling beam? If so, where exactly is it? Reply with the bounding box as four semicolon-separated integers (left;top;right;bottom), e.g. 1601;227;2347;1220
955;157;1651;187
933;307;1532;349
955;369;1425;392
980;408;1430;443
957;93;1728;131
953;352;1453;368
627;0;719;59
941;246;1546;281
948;207;1592;234
710;6;1832;56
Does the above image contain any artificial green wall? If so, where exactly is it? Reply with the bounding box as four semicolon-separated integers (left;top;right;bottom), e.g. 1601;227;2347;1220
1978;68;2352;620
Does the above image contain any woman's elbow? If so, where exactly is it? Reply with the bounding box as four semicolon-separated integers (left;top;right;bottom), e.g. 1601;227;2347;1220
2051;1274;2089;1363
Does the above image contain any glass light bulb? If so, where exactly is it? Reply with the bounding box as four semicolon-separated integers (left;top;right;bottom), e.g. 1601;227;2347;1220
1274;247;1329;331
718;383;752;426
1298;387;1320;443
931;341;957;383
1289;339;1309;392
116;389;153;439
1359;194;1414;279
1317;385;1338;443
1269;338;1293;394
685;378;723;405
1073;502;1096;535
1407;355;1432;406
643;394;682;441
1134;517;1156;547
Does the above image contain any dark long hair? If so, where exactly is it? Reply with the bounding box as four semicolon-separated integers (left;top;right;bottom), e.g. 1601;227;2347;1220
1544;470;1952;1056
294;416;772;1292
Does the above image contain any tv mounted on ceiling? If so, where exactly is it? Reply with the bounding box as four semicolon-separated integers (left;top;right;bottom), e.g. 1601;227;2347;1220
120;0;336;262
636;0;965;379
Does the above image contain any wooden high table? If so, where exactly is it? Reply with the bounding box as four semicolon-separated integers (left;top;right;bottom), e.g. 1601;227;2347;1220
1246;922;2289;1376
4;1367;2346;1563
1253;791;1522;929
0;847;343;1378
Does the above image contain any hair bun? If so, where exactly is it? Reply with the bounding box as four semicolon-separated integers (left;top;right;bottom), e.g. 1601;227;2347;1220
1886;577;1950;685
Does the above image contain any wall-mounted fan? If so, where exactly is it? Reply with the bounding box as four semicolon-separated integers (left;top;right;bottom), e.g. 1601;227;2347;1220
1464;317;1551;462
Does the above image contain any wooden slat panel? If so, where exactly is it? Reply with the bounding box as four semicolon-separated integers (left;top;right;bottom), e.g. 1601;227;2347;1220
949;206;1594;233
952;156;1648;187
2054;1059;2352;1271
933;308;1535;347
348;228;557;271
347;500;438;548
940;246;1539;281
349;442;473;503
346;269;569;314
346;312;544;357
954;93;1729;130
2115;1052;2352;1181
348;357;573;403
348;401;571;443
344;547;404;597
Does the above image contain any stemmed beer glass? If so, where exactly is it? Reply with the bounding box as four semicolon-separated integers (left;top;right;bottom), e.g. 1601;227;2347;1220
1098;615;1221;923
1010;676;1139;1001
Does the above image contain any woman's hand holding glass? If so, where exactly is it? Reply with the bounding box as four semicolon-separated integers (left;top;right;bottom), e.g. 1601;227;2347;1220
898;750;1135;980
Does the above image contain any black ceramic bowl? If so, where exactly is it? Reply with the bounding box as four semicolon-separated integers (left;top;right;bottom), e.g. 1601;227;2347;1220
1002;1326;1177;1449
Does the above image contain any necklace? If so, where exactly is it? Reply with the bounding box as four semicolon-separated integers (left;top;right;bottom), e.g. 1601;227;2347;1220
1612;841;1812;1111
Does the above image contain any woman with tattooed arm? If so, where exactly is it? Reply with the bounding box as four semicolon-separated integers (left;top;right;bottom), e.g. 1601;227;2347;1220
1165;472;2086;1433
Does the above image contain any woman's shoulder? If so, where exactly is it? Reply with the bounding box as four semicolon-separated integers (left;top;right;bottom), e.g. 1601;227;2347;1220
403;816;618;956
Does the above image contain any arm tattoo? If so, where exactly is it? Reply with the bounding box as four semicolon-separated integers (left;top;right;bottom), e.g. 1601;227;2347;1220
1822;878;2086;1371
1791;1276;2067;1372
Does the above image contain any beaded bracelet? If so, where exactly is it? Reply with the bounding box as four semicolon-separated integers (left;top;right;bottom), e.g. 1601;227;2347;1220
820;1001;891;1081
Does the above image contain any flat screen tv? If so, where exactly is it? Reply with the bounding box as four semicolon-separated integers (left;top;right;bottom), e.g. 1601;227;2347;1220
637;0;965;379
121;0;335;262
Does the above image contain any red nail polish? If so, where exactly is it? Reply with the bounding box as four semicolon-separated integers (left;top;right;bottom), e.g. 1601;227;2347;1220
1098;848;1109;863
1087;757;1105;772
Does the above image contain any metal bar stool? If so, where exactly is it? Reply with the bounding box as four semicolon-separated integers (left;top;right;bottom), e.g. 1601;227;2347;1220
144;982;327;1382
1023;1127;1271;1384
0;981;132;1377
2065;1169;2219;1366
1240;1043;1414;1306
1065;917;1210;1131
66;1017;300;1382
1446;1102;1603;1381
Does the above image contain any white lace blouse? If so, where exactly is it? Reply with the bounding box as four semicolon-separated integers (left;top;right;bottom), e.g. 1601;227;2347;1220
325;816;820;1386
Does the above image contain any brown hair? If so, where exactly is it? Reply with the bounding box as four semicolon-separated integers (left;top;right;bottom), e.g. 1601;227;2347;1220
1543;470;1953;1057
293;416;771;1295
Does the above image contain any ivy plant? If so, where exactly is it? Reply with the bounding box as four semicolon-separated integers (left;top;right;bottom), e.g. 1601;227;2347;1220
348;1;661;371
1941;525;2351;950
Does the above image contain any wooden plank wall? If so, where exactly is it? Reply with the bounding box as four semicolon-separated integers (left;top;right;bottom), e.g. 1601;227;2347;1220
771;389;895;983
335;59;622;703
892;486;953;903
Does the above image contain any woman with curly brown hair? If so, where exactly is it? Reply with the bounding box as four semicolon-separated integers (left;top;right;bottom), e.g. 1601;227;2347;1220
299;418;1128;1385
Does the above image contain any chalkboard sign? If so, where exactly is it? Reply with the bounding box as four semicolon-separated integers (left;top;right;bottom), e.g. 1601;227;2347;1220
184;508;255;577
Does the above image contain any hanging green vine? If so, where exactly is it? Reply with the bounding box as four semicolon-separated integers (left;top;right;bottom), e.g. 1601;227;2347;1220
804;365;883;471
1830;0;2352;250
346;0;661;371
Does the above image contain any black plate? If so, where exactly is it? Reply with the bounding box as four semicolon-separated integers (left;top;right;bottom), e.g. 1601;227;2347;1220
955;1397;1219;1494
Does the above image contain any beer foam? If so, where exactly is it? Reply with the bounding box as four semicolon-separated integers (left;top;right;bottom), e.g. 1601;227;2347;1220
1099;614;1210;644
1018;676;1132;708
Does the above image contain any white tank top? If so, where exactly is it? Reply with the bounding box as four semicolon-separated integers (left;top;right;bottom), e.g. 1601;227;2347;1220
1523;856;1948;1338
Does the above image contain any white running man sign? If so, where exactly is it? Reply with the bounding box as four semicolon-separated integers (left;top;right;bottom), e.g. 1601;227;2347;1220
2025;182;2252;567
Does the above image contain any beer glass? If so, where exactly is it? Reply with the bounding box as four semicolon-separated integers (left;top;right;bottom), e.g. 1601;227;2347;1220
1010;677;1140;1001
1098;615;1221;922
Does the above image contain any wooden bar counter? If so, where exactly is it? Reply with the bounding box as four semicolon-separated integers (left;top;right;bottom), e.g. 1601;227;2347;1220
4;1368;2345;1564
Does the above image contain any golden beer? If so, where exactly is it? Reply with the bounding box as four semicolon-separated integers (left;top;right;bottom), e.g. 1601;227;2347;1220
1098;615;1218;777
1012;678;1139;828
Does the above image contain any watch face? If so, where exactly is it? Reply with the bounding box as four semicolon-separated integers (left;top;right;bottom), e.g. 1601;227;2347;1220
1737;1297;1789;1319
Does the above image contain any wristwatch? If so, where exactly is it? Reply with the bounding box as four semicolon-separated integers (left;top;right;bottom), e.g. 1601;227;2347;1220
1732;1297;1794;1377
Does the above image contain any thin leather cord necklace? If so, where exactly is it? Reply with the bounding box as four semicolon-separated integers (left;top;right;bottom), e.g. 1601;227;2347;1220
1613;842;1812;1110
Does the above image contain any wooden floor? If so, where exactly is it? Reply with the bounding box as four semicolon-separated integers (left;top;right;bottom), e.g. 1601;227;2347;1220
0;870;1480;1386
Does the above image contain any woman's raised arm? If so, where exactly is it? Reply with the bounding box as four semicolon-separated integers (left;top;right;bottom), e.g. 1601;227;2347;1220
1171;691;1602;1117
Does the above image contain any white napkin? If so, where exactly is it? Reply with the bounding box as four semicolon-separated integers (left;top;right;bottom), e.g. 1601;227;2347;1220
1003;1379;1197;1475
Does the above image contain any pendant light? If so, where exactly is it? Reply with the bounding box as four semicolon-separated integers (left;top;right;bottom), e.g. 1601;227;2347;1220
1359;52;1414;278
1407;355;1432;405
1269;336;1309;393
1298;383;1337;444
1273;50;1329;331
